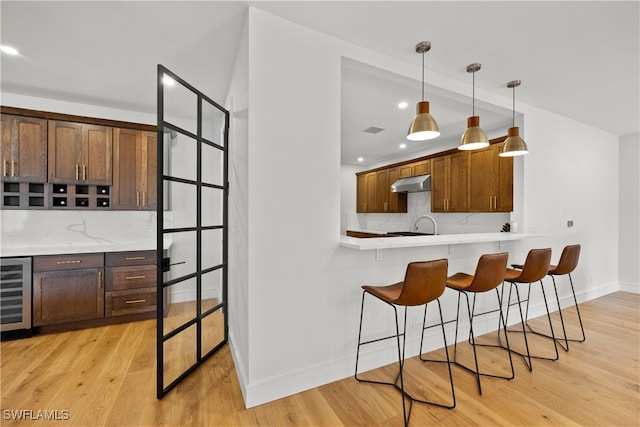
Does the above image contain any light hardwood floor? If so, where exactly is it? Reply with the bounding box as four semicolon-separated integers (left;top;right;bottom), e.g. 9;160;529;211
1;292;638;426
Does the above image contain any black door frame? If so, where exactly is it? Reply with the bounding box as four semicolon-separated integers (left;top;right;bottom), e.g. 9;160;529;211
156;65;229;398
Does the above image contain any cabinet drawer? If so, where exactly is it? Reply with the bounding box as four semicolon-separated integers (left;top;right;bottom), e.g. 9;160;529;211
105;250;156;267
34;253;104;272
106;288;156;316
106;265;156;291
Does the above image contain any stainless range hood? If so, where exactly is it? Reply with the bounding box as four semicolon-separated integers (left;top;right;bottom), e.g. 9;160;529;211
391;174;431;193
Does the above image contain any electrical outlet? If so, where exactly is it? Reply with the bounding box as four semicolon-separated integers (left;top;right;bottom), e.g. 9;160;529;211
499;240;505;250
375;249;383;262
448;244;454;255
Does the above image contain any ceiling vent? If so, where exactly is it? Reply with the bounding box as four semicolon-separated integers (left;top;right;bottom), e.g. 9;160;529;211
362;126;385;134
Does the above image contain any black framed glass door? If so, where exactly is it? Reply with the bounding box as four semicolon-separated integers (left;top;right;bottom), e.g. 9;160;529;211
156;65;229;398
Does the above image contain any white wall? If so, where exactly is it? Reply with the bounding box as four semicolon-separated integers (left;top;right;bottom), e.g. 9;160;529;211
230;8;622;408
225;12;250;400
619;133;640;292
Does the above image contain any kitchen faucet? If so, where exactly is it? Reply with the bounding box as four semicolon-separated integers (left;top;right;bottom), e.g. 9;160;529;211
414;214;438;235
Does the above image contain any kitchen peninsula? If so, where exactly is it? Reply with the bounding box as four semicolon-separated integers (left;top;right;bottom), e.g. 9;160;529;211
340;231;534;250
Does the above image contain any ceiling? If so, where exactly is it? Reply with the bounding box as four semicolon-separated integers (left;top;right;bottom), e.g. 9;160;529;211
2;1;638;166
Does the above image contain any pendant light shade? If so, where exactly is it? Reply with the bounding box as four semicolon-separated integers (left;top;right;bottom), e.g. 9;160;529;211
407;41;440;141
499;80;529;157
459;63;489;150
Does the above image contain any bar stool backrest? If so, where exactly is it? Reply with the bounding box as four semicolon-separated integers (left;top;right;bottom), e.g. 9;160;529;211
515;248;552;283
397;259;448;306
550;244;581;275
467;252;509;292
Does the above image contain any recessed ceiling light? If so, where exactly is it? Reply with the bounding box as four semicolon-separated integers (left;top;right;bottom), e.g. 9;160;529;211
0;45;20;56
162;75;175;86
399;143;407;149
398;101;408;109
357;157;364;162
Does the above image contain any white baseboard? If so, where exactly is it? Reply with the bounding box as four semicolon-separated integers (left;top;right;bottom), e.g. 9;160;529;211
619;281;640;294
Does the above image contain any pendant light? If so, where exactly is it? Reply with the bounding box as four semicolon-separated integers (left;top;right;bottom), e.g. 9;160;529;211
407;41;440;141
499;80;529;157
459;63;489;150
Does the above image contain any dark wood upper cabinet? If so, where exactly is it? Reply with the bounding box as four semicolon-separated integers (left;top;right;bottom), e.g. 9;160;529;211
431;151;468;212
112;128;157;210
468;142;513;212
48;120;112;185
0;114;47;182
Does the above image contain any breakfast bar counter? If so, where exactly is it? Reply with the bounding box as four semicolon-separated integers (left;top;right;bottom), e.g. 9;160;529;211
340;232;537;250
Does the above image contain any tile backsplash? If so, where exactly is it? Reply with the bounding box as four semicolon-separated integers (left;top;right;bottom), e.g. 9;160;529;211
346;192;510;234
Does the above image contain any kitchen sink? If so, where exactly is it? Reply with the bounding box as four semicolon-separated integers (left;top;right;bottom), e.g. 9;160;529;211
387;231;435;236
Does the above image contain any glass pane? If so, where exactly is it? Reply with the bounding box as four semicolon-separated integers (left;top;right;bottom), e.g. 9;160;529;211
163;278;197;336
202;230;223;272
202;268;223;313
163;323;197;389
202;144;224;186
200;308;224;359
164;181;196;230
202;187;223;228
166;132;197;182
201;99;225;147
165;231;197;280
163;79;197;136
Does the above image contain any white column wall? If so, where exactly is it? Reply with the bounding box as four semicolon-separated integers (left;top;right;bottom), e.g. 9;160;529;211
619;133;640;292
233;8;624;408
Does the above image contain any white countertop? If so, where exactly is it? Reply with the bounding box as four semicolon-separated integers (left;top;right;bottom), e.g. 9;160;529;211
340;232;537;250
0;235;172;257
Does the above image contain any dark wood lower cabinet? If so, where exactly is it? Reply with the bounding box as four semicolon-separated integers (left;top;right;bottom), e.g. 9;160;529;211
32;250;159;332
33;268;104;326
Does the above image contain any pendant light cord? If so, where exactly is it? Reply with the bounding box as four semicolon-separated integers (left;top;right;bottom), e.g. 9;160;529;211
421;51;425;102
472;70;475;116
512;85;516;127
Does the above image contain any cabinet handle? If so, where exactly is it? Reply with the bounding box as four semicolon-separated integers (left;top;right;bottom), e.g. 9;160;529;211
98;271;103;289
136;191;140;207
125;299;146;304
11;160;17;177
142;191;146;207
2;160;7;177
75;164;80;180
83;164;87;181
384;201;388;212
56;260;81;265
125;256;146;261
125;275;146;280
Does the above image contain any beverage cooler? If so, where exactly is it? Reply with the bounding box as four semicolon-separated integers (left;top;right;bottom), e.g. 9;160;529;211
0;257;32;340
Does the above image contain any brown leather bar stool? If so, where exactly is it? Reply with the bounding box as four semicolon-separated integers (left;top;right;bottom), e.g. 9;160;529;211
445;252;514;395
502;248;557;371
519;244;584;351
355;259;455;426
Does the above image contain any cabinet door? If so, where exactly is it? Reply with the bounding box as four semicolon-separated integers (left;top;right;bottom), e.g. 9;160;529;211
412;159;430;176
113;129;156;210
48;121;82;183
398;164;413;178
113;128;139;209
33;268;104;326
143;131;157;210
49;121;112;184
356;174;367;213
364;172;377;212
447;151;468;212
430;156;447;212
468;146;494;211
468;143;513;212
82;124;112;185
0;114;47;182
494;143;513;212
376;169;390;212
